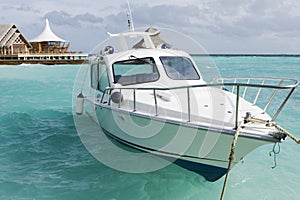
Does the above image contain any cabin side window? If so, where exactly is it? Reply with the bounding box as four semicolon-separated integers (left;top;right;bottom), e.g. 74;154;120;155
99;62;110;92
91;63;99;89
112;57;159;85
160;56;200;80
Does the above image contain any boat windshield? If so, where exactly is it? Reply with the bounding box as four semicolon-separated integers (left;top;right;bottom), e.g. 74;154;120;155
160;56;200;80
113;57;159;85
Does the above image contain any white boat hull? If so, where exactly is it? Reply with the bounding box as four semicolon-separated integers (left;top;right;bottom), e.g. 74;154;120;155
75;28;298;182
95;104;276;181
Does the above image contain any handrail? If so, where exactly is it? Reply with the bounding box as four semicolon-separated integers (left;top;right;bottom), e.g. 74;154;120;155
101;77;298;126
104;78;298;91
213;77;298;121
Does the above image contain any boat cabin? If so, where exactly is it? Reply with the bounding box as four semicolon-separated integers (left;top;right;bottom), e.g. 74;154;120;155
90;31;206;92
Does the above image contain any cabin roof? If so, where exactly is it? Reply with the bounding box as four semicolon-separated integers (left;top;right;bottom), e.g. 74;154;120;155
132;27;171;49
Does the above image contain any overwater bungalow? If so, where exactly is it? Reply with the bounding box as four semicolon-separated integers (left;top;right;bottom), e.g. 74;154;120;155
0;19;87;65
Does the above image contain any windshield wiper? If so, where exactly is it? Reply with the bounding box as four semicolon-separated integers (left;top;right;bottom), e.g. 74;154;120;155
129;55;151;65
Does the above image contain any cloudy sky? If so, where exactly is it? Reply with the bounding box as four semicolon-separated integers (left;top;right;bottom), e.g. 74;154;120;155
2;0;300;54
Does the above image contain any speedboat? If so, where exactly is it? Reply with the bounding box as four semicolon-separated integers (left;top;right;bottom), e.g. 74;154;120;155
75;27;298;182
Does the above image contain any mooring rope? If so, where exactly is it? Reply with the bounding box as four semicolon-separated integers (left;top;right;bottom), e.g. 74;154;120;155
269;142;280;169
274;123;300;144
245;116;300;144
220;116;299;200
219;125;244;200
80;65;90;94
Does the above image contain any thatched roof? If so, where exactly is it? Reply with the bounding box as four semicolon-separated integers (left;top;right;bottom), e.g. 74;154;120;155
0;24;31;48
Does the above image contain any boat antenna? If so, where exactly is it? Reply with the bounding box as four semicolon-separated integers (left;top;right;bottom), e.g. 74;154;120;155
127;0;134;31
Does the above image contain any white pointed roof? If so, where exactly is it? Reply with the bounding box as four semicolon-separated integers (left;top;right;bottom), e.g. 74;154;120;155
30;19;67;42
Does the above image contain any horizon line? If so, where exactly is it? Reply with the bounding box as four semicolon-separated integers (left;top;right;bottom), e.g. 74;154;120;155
191;53;300;57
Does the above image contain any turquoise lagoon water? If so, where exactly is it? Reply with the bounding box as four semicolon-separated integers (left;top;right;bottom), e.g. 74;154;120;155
0;56;299;200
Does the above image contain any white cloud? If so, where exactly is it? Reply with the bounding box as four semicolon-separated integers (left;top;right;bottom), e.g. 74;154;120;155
1;0;300;53
44;11;103;27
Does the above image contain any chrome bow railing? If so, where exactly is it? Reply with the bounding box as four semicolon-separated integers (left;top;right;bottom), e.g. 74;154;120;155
212;77;298;128
100;77;298;129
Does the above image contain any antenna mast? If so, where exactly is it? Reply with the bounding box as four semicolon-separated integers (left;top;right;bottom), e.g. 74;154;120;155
127;1;134;31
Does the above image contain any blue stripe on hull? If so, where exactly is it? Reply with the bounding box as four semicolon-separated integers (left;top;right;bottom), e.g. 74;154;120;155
102;128;227;182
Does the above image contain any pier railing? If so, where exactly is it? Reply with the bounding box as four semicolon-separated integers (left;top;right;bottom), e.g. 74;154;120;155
101;77;298;129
